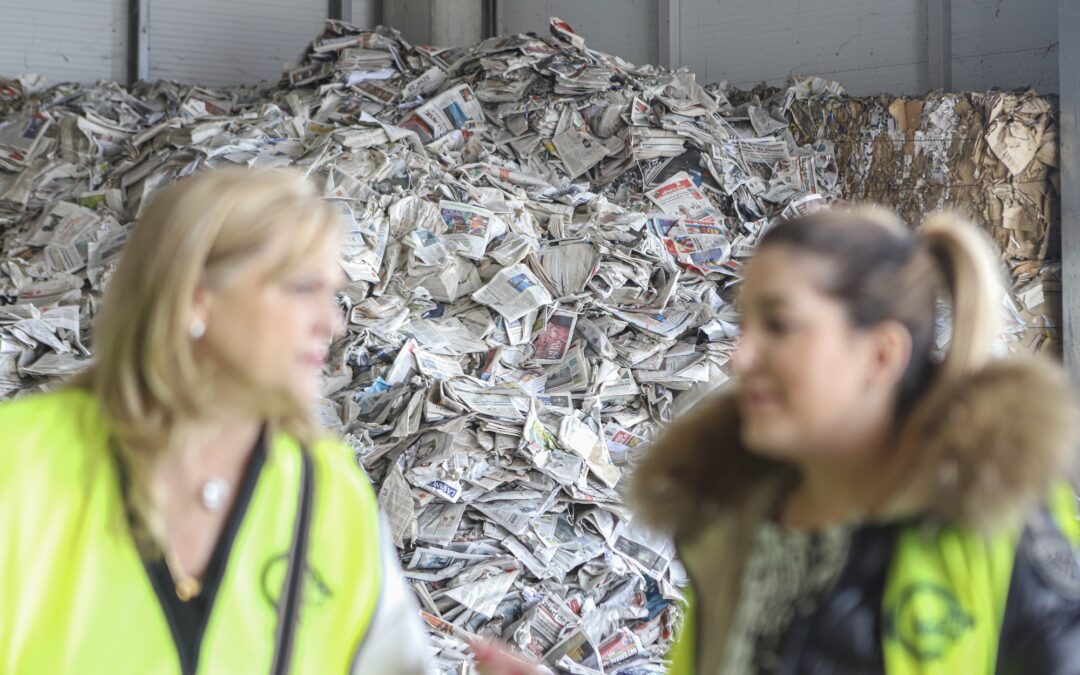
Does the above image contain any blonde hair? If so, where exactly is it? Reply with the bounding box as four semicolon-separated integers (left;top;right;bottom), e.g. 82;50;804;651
77;167;343;550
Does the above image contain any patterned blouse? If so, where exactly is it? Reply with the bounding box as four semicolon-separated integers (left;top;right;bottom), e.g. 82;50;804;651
720;519;855;674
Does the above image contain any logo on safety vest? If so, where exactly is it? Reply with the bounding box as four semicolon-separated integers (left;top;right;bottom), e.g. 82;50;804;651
884;583;974;661
261;553;333;613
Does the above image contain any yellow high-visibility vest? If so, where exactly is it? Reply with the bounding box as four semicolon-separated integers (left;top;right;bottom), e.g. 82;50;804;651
667;491;1079;675
880;525;1016;674
0;388;383;674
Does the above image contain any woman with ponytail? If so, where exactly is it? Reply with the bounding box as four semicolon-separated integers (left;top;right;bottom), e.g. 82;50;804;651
472;206;1080;675
631;207;1080;674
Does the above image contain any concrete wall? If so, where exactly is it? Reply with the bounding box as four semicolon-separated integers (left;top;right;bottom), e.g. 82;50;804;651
384;0;483;48
350;0;380;30
497;0;660;68
383;0;438;45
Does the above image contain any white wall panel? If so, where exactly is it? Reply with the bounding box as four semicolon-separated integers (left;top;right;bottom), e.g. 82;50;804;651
0;0;127;84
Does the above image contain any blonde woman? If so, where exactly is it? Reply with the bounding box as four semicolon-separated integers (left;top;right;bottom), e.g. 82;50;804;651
476;208;1080;675
0;168;432;674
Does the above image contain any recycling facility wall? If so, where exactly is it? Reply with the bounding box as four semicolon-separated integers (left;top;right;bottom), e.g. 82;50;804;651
675;0;1058;96
0;0;379;87
497;0;661;69
0;0;1060;95
0;0;129;84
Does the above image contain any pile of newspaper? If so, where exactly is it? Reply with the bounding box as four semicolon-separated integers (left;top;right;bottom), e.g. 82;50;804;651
0;17;1044;674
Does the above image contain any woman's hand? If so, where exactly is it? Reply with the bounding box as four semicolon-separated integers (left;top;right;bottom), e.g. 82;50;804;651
471;640;545;675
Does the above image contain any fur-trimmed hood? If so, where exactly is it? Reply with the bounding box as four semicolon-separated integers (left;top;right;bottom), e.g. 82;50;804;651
633;357;1080;538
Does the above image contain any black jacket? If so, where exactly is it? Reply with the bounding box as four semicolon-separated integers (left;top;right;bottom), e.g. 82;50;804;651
633;357;1080;675
776;511;1080;674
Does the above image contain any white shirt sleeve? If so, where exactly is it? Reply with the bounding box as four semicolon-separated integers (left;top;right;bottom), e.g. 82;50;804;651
350;518;437;675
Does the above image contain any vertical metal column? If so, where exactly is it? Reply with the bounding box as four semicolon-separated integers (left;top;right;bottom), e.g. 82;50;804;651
127;0;149;85
482;0;497;39
329;0;353;23
493;0;505;37
659;0;681;70
1061;0;1080;378
927;0;952;90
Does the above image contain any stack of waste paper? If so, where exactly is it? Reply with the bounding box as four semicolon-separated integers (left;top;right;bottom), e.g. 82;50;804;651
785;88;1061;353
0;17;1058;673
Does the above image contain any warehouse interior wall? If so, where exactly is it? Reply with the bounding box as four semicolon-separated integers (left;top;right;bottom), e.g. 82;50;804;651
677;0;1057;96
952;0;1058;94
494;0;1056;97
148;0;333;86
0;0;129;84
0;0;1059;94
496;0;660;68
383;0;442;46
679;0;930;95
0;0;380;87
383;0;485;50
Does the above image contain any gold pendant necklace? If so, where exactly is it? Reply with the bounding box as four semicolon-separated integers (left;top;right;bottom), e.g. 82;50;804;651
163;549;202;601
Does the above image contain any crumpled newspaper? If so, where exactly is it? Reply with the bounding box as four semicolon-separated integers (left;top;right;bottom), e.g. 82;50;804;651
0;15;1048;674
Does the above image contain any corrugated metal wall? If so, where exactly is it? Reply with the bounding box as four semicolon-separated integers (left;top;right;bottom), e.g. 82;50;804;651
0;0;128;84
953;0;1058;93
498;0;660;68
679;0;928;95
676;0;1057;95
148;0;330;86
0;0;380;87
0;0;1059;95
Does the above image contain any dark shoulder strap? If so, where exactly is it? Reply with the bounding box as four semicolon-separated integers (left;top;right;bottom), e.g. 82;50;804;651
270;448;315;675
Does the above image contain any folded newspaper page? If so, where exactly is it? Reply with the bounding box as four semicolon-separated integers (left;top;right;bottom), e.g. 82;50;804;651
472;263;554;322
645;171;714;219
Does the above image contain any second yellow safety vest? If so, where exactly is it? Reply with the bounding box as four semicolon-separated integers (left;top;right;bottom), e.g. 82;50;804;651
666;496;1079;675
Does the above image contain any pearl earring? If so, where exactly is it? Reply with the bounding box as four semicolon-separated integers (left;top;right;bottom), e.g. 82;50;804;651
189;318;206;339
